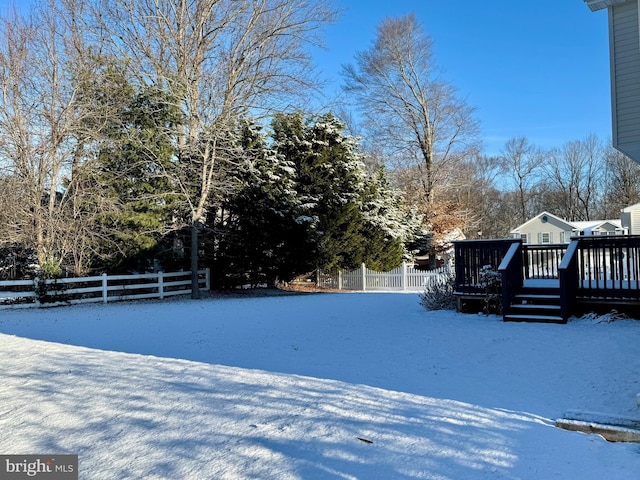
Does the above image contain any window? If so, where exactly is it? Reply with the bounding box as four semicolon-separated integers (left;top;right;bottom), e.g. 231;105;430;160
540;232;551;244
520;233;528;244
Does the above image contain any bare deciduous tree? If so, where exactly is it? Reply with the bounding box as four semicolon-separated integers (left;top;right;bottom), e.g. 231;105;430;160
499;137;542;224
0;2;93;275
602;145;640;217
542;135;604;221
342;13;480;219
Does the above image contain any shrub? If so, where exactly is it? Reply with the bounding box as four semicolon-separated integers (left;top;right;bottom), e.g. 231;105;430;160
479;265;501;315
419;271;456;310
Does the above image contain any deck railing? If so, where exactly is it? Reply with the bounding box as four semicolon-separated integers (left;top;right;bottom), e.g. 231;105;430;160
574;235;640;299
454;239;520;294
523;244;567;279
558;240;579;321
498;241;524;316
455;235;640;320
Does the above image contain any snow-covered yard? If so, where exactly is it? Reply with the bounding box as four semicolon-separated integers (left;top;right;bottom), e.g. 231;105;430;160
0;292;639;479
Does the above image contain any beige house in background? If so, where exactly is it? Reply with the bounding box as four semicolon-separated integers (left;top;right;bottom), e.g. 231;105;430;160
510;203;640;243
510;210;630;244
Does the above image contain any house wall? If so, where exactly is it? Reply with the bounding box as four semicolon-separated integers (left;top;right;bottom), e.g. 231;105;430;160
609;0;640;162
622;205;640;234
514;215;573;244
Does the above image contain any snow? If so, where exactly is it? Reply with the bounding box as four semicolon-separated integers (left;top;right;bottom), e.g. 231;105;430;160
1;292;639;479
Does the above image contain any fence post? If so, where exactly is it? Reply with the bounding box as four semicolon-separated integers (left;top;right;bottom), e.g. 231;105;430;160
402;262;408;291
205;268;211;291
102;273;108;303
158;271;164;300
338;270;343;290
361;263;367;291
33;277;40;308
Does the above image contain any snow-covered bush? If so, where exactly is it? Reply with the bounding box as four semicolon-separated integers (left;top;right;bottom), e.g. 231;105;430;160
479;265;501;315
419;272;456;310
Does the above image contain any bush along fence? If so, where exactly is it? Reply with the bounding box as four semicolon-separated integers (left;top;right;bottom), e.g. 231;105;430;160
0;269;210;310
319;263;452;292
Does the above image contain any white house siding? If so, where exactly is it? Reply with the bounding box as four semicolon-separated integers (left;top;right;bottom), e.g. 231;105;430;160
622;203;640;234
624;209;640;234
609;1;640;162
633;210;640;234
514;216;572;244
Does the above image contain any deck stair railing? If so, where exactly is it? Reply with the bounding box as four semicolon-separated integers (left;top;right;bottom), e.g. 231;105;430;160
497;241;523;316
558;240;579;321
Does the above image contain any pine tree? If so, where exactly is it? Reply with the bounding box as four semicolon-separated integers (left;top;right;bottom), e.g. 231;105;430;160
82;82;183;272
213;120;316;287
361;167;420;271
272;113;368;271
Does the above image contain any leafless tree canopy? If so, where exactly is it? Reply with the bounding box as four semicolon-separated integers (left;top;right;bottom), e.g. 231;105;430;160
343;13;480;209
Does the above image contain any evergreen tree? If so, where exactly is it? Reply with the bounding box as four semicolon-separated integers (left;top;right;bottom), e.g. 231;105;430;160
361;167;420;271
272;113;367;271
82;82;183;272
213;120;316;287
214;113;420;285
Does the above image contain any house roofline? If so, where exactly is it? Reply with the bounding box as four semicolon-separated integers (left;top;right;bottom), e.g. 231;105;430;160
622;202;640;212
510;211;575;234
584;0;632;12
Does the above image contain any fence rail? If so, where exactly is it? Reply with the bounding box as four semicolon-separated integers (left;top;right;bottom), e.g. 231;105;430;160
0;269;210;310
321;263;451;292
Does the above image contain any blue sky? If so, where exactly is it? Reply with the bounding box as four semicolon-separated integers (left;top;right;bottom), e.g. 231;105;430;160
317;0;611;155
0;0;610;156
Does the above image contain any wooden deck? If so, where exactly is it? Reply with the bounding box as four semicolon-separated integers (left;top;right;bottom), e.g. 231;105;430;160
454;237;640;322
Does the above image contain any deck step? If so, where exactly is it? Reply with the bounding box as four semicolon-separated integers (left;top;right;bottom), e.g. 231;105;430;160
507;286;564;322
504;314;566;324
515;293;560;300
510;303;560;310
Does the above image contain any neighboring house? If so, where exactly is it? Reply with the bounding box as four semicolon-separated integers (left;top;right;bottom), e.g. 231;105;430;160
584;0;640;163
621;202;640;234
510;211;627;244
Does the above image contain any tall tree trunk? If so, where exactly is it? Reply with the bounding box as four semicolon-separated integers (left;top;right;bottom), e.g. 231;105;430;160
191;220;200;299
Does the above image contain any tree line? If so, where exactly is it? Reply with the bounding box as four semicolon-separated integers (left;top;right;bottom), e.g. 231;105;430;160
0;0;425;288
2;3;639;288
452;135;640;240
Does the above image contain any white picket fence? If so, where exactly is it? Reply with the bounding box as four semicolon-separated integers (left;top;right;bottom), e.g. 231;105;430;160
0;269;210;310
321;263;452;292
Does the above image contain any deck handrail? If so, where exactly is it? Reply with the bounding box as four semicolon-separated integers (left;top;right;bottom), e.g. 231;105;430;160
558;240;580;321
498;241;524;316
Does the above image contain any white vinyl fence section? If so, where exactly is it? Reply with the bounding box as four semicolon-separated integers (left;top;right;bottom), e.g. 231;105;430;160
321;263;452;292
0;269;210;310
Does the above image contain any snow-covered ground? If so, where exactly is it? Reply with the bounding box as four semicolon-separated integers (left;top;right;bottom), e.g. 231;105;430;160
0;292;639;479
